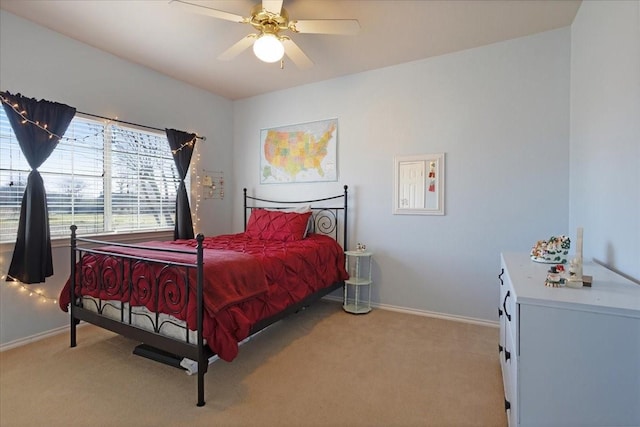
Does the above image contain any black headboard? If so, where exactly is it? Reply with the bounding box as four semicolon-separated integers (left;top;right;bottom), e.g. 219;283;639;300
243;185;348;250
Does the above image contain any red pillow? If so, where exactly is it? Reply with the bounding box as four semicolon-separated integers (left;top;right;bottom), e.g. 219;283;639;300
245;209;312;241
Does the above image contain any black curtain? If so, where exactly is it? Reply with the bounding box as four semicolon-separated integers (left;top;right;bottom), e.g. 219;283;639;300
2;92;76;284
165;128;196;240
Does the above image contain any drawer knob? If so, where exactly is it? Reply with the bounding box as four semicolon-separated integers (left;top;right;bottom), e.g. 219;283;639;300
498;268;504;285
499;344;503;354
505;398;511;411
505;349;511;361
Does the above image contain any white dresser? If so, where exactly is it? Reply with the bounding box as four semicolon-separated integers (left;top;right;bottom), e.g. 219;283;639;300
499;252;640;427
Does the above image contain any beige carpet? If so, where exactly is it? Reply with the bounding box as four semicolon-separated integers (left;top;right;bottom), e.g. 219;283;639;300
0;300;506;427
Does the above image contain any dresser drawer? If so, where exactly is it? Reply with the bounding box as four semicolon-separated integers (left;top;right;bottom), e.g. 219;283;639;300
499;260;518;426
502;327;518;427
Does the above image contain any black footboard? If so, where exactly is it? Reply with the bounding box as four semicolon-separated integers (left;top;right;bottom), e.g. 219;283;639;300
69;226;209;406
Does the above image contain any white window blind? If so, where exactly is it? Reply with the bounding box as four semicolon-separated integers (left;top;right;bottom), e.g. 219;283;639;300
0;109;182;243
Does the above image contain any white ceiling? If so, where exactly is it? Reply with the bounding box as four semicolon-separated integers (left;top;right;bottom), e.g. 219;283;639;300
0;0;581;100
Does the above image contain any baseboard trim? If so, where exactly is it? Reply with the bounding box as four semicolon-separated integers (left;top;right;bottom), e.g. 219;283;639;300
323;295;499;328
3;299;498;352
0;323;84;352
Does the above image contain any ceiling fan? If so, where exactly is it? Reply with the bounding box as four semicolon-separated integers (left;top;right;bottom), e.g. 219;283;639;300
170;0;360;69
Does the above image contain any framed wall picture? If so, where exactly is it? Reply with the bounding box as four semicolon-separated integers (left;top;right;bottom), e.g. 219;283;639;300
393;153;445;215
260;118;338;184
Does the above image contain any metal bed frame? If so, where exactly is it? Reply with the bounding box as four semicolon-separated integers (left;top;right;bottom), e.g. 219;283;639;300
68;185;348;406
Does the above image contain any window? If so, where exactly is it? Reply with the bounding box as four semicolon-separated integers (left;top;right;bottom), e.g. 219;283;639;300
0;110;183;243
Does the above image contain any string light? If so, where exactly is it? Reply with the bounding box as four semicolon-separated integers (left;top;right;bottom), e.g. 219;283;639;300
171;135;199;156
2;274;58;305
2;94;206;150
1;95;65;141
2;93;205;168
191;148;202;232
1;94;113;143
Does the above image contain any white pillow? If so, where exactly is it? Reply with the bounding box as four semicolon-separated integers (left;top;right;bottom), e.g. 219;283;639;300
265;205;311;213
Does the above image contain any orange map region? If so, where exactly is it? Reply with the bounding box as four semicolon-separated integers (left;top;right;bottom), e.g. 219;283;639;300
263;123;336;179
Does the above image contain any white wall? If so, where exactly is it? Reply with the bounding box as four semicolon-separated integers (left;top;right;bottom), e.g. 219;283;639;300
0;11;234;346
570;0;640;281
233;28;571;322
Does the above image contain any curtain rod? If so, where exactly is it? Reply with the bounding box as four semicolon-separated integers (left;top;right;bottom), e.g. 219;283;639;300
77;110;206;141
0;92;205;141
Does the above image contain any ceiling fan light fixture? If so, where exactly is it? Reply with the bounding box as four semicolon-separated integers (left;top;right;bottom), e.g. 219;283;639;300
253;33;285;63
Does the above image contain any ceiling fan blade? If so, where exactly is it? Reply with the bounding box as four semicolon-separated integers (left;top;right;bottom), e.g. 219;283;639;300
290;19;360;35
218;35;256;61
262;0;283;15
282;38;313;70
170;0;246;23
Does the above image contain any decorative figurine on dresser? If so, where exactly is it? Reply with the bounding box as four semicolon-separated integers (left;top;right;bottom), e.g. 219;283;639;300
499;226;639;427
531;228;592;288
343;243;373;314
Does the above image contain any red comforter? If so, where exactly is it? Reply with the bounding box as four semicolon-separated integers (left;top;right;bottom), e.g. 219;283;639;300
60;233;348;361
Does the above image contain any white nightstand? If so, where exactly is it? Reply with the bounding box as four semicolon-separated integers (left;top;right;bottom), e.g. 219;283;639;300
343;250;373;314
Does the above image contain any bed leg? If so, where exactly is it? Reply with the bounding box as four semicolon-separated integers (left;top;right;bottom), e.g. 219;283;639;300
196;233;206;407
70;321;76;348
197;369;205;407
70;224;77;348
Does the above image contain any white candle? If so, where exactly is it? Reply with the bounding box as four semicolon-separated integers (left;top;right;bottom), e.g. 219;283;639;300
576;227;584;261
